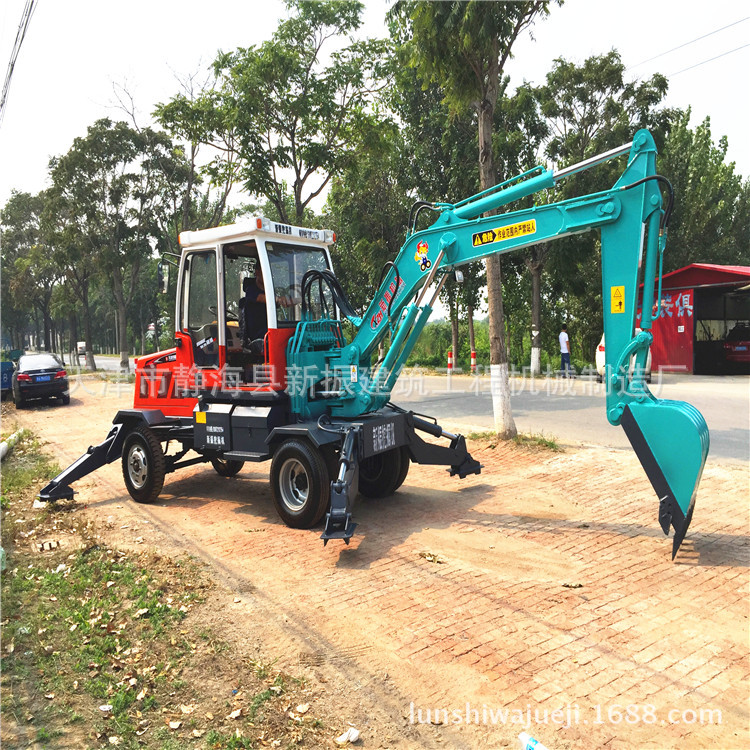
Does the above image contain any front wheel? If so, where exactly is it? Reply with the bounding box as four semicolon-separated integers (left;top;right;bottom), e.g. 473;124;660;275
211;457;244;477
359;446;409;499
122;425;166;504
270;440;329;529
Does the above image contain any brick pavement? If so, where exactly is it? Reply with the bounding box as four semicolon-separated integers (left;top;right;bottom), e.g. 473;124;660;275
147;440;749;748
14;391;750;748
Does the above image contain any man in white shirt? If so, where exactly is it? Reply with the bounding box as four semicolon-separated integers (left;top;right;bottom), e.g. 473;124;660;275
559;324;572;378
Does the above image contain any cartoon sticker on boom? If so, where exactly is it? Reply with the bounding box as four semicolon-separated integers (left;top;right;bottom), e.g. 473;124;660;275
414;241;431;272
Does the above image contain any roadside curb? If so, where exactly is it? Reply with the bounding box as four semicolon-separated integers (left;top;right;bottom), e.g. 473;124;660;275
0;428;27;462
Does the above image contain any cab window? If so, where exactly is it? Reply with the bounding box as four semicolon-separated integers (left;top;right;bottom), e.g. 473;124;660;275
180;251;219;367
266;242;331;324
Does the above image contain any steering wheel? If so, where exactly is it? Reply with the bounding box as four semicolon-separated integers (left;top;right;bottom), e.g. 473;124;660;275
208;305;239;322
275;285;301;322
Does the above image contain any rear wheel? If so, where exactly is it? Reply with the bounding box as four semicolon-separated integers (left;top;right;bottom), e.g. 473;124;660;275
122;425;165;504
13;390;25;409
211;457;244;477
61;393;70;405
270;440;329;529
359;446;409;499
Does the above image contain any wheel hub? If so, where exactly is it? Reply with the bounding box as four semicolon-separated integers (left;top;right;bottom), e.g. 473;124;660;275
279;458;309;511
127;445;149;489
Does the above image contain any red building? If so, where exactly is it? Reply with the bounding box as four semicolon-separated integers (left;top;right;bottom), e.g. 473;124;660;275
638;264;750;374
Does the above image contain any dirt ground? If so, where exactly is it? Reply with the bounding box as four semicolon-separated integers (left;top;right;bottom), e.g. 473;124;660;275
4;380;749;749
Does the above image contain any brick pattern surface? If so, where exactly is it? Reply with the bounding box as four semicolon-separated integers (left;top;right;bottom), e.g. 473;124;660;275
18;392;750;749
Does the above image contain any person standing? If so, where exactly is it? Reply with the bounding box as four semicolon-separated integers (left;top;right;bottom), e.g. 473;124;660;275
559;324;572;377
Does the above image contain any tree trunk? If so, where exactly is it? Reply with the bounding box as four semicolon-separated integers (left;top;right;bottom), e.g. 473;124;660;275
42;307;52;352
478;96;516;438
111;265;130;371
70;313;80;367
527;249;544;377
33;308;40;350
83;306;96;371
450;301;459;371
467;303;476;370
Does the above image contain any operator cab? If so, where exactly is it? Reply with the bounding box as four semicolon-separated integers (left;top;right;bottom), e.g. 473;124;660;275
134;218;337;415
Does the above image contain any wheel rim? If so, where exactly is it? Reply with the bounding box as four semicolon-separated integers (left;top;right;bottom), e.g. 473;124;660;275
278;458;309;512
127;444;149;489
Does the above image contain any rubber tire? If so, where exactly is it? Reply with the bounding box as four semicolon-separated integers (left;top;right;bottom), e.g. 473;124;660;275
270;439;330;529
122;425;166;504
61;393;70;405
359;446;408;499
13;390;25;409
393;446;410;492
211;457;244;477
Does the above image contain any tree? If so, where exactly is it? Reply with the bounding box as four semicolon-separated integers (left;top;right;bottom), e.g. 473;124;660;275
1;191;59;351
532;50;671;362
50;119;187;370
325;119;412;315
154;72;242;238
658;110;748;271
168;0;388;226
389;0;557;436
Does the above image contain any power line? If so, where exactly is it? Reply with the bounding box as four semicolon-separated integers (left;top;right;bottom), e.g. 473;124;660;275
628;16;749;70
669;42;750;77
0;0;38;127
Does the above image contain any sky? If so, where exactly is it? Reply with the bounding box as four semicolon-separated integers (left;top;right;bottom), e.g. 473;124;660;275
1;0;748;212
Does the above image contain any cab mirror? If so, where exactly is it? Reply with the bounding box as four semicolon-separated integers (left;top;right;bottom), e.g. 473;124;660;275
157;261;169;294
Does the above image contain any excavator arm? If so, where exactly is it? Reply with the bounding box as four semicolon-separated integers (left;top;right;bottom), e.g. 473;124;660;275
290;130;709;555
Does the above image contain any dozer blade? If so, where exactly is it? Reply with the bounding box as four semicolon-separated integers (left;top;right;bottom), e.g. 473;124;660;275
621;399;709;558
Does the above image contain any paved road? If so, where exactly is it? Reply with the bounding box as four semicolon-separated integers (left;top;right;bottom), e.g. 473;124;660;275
89;354;136;372
391;371;749;465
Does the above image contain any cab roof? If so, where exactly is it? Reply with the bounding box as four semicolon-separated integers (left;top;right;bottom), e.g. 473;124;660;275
179;216;335;250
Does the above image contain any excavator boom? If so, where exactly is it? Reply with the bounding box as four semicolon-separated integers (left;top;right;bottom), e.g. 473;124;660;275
289;129;709;554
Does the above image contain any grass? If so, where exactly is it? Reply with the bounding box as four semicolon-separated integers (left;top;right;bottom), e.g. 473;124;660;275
0;431;203;747
0;430;334;749
467;429;561;452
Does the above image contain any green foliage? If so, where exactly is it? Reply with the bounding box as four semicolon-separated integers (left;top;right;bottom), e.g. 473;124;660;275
392;1;556;116
1;190;59;350
658;110;749;271
47;118;189;365
178;0;390;225
325;119;412;312
0;432;58;500
531;51;672;359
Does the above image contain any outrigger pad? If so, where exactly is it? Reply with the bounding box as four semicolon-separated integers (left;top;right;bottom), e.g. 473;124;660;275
621;400;709;558
321;513;357;545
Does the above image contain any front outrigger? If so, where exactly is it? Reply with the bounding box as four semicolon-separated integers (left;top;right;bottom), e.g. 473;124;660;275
41;130;709;558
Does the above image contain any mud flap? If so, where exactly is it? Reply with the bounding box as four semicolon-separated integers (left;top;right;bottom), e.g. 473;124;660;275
621;400;709;558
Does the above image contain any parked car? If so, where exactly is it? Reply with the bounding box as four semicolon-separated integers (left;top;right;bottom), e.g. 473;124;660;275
723;324;750;364
12;353;69;407
596;331;652;383
1;359;14;399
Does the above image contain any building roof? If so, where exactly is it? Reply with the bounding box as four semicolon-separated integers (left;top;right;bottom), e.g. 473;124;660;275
659;263;750;290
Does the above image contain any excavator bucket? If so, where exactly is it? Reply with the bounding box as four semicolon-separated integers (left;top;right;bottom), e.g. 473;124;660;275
620;398;709;558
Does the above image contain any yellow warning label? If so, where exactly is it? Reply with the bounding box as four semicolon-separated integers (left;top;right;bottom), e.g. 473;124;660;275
472;219;537;248
611;286;625;314
195;411;206;424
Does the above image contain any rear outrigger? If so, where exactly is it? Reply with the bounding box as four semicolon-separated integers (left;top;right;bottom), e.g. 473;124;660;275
41;130;709;557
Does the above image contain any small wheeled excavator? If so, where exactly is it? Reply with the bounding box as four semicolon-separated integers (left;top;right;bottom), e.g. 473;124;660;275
40;130;709;558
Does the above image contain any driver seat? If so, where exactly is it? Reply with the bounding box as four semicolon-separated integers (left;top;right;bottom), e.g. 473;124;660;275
239;277;265;357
